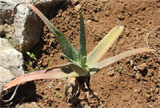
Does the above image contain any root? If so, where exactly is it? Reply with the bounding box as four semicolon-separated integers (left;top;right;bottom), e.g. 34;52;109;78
146;26;160;58
65;77;80;104
65;76;99;107
0;85;19;103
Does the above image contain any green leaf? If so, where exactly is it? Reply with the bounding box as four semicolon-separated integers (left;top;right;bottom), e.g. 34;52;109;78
24;70;30;73
78;13;86;66
33;56;37;61
55;92;62;98
29;4;77;60
30;53;37;61
58;53;78;65
79;56;87;67
87;26;124;66
29;61;33;67
52;62;89;76
40;67;44;70
26;51;31;56
3;68;79;90
44;95;48;99
118;66;123;72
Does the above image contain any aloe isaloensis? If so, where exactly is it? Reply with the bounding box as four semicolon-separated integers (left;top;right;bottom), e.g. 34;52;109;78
2;4;153;103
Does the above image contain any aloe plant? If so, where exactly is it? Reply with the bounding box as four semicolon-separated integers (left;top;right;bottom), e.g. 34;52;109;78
1;4;154;104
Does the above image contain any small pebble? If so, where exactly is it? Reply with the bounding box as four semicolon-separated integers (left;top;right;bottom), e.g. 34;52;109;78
107;71;115;76
133;86;141;93
155;88;159;94
129;60;134;66
86;20;92;23
135;73;141;80
75;4;81;11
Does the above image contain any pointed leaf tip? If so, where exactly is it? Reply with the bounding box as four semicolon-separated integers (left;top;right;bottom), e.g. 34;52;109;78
87;26;124;66
28;4;77;61
93;47;153;69
116;25;124;29
78;12;86;66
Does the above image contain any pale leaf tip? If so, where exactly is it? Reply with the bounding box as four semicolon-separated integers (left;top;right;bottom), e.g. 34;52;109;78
142;48;156;52
149;48;156;52
116;25;124;29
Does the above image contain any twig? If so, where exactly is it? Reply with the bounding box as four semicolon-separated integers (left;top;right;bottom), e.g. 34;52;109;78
146;26;160;58
11;2;26;16
0;85;19;103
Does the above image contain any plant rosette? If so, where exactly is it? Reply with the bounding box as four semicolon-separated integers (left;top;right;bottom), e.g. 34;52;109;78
1;4;154;104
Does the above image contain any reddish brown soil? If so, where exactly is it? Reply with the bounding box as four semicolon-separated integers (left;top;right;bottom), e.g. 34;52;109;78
3;0;160;108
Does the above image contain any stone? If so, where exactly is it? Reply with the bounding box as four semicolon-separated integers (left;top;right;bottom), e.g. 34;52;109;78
0;66;15;93
135;72;141;80
0;0;63;52
0;38;24;77
0;37;13;50
155;88;159;94
107;70;115;76
0;38;24;94
0;48;24;76
133;85;142;93
0;67;15;83
74;4;81;11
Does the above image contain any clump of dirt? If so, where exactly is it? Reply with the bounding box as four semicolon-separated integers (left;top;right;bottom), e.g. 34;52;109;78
3;0;160;107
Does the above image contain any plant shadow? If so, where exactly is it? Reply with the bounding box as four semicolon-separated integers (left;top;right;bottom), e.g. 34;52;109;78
0;82;42;108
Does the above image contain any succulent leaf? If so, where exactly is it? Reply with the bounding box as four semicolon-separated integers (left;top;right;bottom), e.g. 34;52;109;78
4;69;79;90
58;53;78;65
29;4;77;60
78;12;87;66
87;26;124;66
91;48;154;70
52;62;89;76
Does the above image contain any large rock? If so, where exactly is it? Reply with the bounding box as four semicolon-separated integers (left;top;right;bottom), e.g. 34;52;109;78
0;67;15;91
0;0;63;52
0;38;24;93
0;67;15;83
